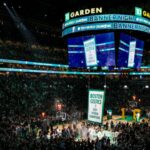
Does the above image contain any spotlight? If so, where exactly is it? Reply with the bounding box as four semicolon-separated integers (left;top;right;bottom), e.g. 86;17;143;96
3;3;7;6
41;112;46;117
104;85;107;88
145;85;149;89
123;85;128;89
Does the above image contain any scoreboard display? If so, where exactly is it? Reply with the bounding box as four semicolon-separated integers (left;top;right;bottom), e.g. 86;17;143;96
63;6;149;70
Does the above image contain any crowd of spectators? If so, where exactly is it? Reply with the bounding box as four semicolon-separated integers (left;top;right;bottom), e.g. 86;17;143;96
0;39;67;64
0;62;150;150
0;0;150;148
0;74;150;117
0;114;149;150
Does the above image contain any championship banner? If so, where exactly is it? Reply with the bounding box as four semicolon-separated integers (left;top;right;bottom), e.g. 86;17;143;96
88;90;105;123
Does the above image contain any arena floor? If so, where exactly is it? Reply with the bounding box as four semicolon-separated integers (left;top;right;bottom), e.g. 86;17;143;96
54;115;149;130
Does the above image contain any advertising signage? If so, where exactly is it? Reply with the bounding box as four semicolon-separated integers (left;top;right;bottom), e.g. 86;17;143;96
65;7;102;21
135;7;150;19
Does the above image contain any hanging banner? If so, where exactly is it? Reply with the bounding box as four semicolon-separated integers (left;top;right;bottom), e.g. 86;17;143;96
88;90;105;123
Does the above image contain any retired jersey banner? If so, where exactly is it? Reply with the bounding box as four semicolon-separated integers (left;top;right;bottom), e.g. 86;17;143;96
88;90;105;123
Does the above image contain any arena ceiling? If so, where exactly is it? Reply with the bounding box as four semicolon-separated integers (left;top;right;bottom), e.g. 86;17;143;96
1;0;149;23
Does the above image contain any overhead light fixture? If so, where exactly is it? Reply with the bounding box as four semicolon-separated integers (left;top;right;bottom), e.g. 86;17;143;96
104;85;107;88
3;3;7;6
123;85;128;89
145;85;149;89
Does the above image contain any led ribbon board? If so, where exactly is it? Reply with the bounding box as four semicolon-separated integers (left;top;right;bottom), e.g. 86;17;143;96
0;67;150;75
63;14;150;29
62;22;150;36
88;90;105;123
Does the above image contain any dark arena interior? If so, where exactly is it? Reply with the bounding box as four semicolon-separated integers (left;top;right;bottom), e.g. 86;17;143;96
0;0;150;149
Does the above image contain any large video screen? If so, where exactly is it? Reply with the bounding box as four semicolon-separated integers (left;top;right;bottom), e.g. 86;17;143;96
68;32;115;68
118;33;144;69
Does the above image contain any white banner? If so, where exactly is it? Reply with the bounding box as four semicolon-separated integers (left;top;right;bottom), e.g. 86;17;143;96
128;41;136;67
88;90;105;123
84;38;97;67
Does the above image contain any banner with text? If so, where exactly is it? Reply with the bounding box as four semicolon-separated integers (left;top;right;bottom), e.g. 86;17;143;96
88;90;105;123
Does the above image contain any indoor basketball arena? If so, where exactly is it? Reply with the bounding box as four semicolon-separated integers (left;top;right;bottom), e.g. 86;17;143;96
0;0;150;149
